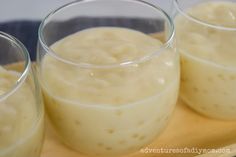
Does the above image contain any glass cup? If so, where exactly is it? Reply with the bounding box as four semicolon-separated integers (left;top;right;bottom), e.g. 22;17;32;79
37;0;179;156
174;0;236;120
0;32;44;157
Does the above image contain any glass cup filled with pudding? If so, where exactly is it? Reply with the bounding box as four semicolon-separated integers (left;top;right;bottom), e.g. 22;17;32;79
37;0;180;156
174;0;236;120
0;32;44;157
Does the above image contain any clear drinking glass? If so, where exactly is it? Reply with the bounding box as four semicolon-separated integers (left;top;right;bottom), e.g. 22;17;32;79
174;0;236;120
37;0;179;156
0;32;44;157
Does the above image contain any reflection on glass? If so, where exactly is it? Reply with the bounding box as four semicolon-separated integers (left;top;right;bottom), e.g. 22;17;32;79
0;32;44;157
175;0;236;119
37;0;179;156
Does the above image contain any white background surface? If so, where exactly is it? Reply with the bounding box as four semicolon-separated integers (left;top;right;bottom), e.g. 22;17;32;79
0;0;172;22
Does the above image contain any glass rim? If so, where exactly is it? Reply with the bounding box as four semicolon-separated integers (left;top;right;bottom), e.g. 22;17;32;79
38;0;175;69
174;0;236;31
0;32;31;101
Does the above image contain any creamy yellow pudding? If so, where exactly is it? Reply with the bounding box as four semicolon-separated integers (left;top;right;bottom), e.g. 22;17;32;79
41;27;179;155
0;66;44;157
176;1;236;119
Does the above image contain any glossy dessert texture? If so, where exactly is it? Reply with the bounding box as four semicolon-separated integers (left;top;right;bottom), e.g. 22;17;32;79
0;66;44;157
41;27;179;155
176;1;236;119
